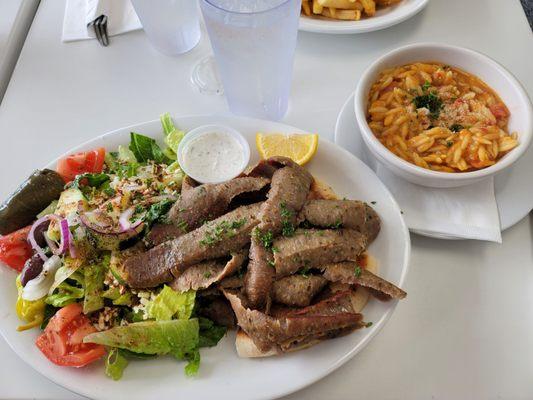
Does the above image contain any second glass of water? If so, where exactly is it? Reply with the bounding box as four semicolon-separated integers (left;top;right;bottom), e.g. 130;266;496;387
200;0;300;121
131;0;201;56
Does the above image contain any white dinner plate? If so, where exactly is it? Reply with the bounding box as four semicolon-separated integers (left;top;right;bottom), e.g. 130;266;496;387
0;115;410;400
299;0;429;34
335;94;533;238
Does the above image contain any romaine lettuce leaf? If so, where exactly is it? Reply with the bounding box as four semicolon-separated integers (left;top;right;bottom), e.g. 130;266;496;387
84;319;199;358
105;348;129;381
83;254;109;313
117;145;137;163
160;113;185;161
45;281;84;307
145;286;195;321
160;113;176;136
129;132;171;164
198;317;227;348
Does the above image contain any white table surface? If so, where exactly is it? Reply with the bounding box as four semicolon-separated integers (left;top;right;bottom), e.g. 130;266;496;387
0;0;532;399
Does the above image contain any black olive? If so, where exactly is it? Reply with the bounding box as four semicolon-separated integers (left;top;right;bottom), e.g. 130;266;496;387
20;254;44;286
32;220;51;248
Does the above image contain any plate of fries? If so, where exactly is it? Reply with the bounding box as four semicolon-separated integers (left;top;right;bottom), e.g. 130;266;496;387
300;0;429;34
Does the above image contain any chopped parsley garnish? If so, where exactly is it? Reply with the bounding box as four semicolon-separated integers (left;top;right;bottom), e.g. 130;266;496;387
253;228;274;249
176;219;189;232
354;266;362;278
271;246;279;254
446;141;454;148
365;322;373;328
299;266;310;278
450;124;464;132
331;219;343;229
280;201;295;237
412;82;443;120
267;260;275;268
106;203;113;212
200;219;247;247
203;272;212;279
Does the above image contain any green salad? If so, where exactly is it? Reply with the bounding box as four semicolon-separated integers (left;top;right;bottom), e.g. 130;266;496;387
3;114;225;379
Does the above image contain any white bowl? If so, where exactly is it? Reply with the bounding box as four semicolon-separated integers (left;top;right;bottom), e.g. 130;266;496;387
354;42;533;188
177;124;251;184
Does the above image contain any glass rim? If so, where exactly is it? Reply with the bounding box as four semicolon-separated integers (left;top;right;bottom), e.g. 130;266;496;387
202;0;293;15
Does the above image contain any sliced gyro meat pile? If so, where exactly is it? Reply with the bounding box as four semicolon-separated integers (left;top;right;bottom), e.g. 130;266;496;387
147;176;269;246
244;156;313;309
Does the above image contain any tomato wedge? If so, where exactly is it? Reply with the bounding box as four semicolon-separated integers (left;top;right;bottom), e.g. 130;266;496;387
0;226;33;272
36;303;106;367
56;147;106;183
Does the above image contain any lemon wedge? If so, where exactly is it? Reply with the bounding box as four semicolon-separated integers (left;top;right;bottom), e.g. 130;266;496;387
255;133;319;165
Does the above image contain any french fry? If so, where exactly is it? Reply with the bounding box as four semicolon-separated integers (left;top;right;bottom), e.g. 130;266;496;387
312;0;324;14
320;7;361;20
302;0;312;15
302;0;398;21
317;0;361;9
360;0;376;16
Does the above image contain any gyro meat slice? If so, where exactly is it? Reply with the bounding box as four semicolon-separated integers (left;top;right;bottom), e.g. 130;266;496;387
272;228;367;277
321;261;407;300
298;199;381;243
271;274;327;307
123;203;261;288
147;176;269;246
169;249;247;292
245;156;313;309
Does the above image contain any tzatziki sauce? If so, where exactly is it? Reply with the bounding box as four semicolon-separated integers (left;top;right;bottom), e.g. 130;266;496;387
180;130;246;183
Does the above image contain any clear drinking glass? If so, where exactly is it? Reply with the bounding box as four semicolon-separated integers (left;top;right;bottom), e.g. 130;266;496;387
131;0;201;56
199;0;300;121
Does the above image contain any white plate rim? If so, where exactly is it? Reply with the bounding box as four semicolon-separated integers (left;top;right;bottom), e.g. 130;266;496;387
0;114;410;400
298;0;429;34
334;93;533;238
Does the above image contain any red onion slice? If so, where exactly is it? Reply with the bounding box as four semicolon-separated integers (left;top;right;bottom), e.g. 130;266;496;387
43;217;70;256
58;219;70;254
119;207;144;232
28;216;52;262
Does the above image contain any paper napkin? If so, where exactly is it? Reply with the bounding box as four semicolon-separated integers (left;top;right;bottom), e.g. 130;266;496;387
376;165;502;242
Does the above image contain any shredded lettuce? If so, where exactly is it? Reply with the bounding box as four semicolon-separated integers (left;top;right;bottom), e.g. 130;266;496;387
160;113;185;161
16;277;45;331
129;132;172;164
145;286;196;321
83;254;109;314
48;257;84;296
117;145;137;163
45;280;84;307
102;287;132;306
160;113;176;136
184;349;200;377
84;319;199;359
105;348;129;381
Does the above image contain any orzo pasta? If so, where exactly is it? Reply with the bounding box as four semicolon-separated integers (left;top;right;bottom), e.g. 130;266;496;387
366;62;519;172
